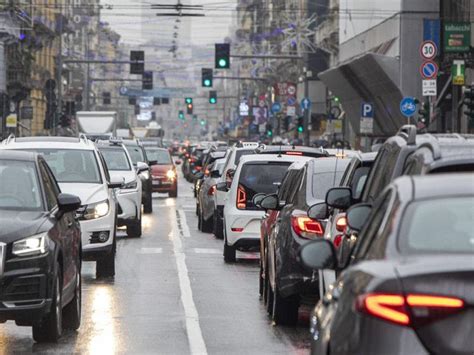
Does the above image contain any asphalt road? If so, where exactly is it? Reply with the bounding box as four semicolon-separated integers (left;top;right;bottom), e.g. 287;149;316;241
0;172;311;354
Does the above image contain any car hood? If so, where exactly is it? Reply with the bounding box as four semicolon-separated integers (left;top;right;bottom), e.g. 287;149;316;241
151;165;173;175
109;170;137;184
59;183;108;206
0;210;49;244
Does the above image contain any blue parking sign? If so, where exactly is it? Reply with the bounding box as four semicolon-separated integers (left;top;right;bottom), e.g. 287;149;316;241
361;102;374;118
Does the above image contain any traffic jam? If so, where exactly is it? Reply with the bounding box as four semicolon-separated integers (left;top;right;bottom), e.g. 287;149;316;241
0;127;473;354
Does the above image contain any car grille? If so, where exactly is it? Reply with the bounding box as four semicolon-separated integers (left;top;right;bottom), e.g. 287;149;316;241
2;275;44;302
0;242;5;277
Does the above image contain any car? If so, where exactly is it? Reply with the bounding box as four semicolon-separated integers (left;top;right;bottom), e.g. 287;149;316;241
197;157;226;233
0;150;82;342
193;146;227;198
219;154;312;263
300;174;474;355
213;142;259;239
254;145;329;158
1;135;119;278
97;141;144;238
262;157;351;325
121;139;154;214
144;146;178;197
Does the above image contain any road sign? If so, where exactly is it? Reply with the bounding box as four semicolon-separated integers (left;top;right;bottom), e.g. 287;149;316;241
360;102;374;134
420;40;437;60
287;97;296;106
400;97;417;117
259;100;266;108
286;84;296;96
420;61;438;79
271;102;282;113
452;60;465;86
6;113;17;128
300;98;311;110
286;106;296;116
422;79;437;96
361;102;374;118
239;102;249;116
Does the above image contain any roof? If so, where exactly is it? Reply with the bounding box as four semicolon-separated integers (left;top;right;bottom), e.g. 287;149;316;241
0;150;38;161
255;145;328;157
288;158;313;170
360;152;378;162
238;154;311;165
309;156;352;173
395;174;474;200
1;135;96;150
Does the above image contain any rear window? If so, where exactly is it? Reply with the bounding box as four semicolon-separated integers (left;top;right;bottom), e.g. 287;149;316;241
238;162;291;210
399;197;474;254
234;150;255;165
312;171;344;199
99;148;131;171
125;145;145;165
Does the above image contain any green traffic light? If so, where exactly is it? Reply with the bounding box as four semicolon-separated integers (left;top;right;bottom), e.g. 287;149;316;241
204;79;211;87
200;120;206;126
185;98;193;104
267;130;273;137
218;59;227;68
209;98;216;104
298;126;304;133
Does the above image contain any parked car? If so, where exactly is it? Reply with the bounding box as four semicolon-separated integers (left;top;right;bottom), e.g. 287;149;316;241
1;135;119;278
97;141;144;238
219;154;311;262
144;146;178;197
0;150;82;342
300;174;474;355
262;157;351;325
121;139;154;214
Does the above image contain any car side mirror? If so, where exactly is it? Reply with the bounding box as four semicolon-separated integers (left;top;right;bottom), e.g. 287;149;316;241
226;168;235;180
148;160;157;166
57;193;81;216
210;170;221;178
216;181;228;192
346;203;372;232
108;176;124;189
136;161;149;173
175;159;182;165
260;194;279;210
326;187;352;210
252;193;267;208
307;202;328;220
298;239;337;271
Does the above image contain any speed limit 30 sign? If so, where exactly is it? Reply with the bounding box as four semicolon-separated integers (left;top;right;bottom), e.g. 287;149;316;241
420;40;437;60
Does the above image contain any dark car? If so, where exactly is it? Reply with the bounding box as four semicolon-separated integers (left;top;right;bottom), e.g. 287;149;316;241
300;174;474;355
0;151;82;342
121;139;154;214
145;147;178;197
262;157;351;325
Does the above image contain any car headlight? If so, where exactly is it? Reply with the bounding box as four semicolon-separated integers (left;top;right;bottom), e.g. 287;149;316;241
140;171;150;180
166;169;176;180
12;233;48;257
83;200;110;220
122;180;138;190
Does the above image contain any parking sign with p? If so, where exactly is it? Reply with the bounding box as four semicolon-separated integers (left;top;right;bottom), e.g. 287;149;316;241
361;102;374;118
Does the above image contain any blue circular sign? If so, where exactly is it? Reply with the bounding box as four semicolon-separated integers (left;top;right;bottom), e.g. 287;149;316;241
300;98;311;110
400;97;417;117
420;61;438;79
287;97;296;106
271;102;282;113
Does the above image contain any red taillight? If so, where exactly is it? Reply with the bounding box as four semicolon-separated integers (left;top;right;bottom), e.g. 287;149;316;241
236;185;246;209
231;227;244;232
286;151;303;155
335;215;347;232
333;234;343;248
291;214;324;239
208;185;216;196
356;293;465;326
205;169;210;176
185;153;190;158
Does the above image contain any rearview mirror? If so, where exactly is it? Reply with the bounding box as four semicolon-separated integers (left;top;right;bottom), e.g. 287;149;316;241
260;194;279;210
210;170;221;178
108;176;124;189
298;239;337;271
326;187;352;210
57;193;81;216
346;203;372;232
252;193;267;208
307;202;328;220
136;161;149;173
216;182;228;192
226;169;235;180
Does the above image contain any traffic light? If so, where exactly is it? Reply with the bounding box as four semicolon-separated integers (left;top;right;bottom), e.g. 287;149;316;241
463;85;474;129
209;90;217;104
142;71;153;90
186;102;193;115
130;50;144;74
185;97;193;105
103;92;111;105
200;119;206;126
202;68;213;87
266;123;273;137
134;105;140;115
418;100;429;125
297;116;304;133
178;110;185;120
215;43;230;69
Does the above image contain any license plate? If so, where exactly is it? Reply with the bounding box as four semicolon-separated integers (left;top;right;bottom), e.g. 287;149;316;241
153;180;161;185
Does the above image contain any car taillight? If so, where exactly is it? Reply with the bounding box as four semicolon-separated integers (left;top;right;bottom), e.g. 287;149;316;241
236;185;246;209
356;293;465;327
335;215;347;232
286;151;303;155
208;185;216;196
333;234;344;248
291;214;324;239
195;166;202;171
231;227;244;232
205;169;210;176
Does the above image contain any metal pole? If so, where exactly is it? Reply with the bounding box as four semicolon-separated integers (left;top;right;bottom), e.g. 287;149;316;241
452;85;459;132
304;72;310;145
85;29;91;110
55;14;63;135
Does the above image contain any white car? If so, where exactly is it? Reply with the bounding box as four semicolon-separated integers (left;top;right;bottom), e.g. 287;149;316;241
219;153;310;262
213;142;259;238
97;141;143;238
0;135;118;277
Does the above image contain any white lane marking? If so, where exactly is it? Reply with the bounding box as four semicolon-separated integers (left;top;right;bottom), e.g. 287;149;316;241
137;247;163;254
170;220;208;355
182;204;196;209
193;248;221;254
177;209;191;238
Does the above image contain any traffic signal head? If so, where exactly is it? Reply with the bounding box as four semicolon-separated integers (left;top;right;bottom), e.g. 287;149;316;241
178;110;185;120
215;43;230;69
103;92;111;105
185;97;193;105
200;119;206;126
297;117;304;133
209;90;217;104
186;103;193;115
202;68;213;87
266;123;273;137
463;85;474;117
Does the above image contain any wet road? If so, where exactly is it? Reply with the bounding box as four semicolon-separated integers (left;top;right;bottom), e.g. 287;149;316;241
0;173;311;354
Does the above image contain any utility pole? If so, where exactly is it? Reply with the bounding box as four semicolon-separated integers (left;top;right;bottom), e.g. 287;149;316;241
55;13;63;135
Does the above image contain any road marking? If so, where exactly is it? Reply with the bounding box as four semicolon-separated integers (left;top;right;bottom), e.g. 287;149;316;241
177;209;191;238
170;218;208;355
137;247;163;254
193;248;221;254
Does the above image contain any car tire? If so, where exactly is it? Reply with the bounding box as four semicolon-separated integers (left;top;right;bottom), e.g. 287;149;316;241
169;189;178;198
143;196;153;214
196;203;199;216
213;210;224;239
127;215;142;238
63;269;81;330
259;259;264;299
266;274;273;316
223;236;236;263
272;283;299;326
33;269;62;343
96;237;116;278
201;213;213;233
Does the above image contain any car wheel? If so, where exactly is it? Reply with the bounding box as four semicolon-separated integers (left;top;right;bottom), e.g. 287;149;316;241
169;189;178;198
196;203;199;216
127;215;142;238
223;235;236;263
266;273;273;316
259;259;264;299
63;268;81;330
272;282;299;326
33;269;62;342
201;213;213;233
213;210;224;239
143;196;153;214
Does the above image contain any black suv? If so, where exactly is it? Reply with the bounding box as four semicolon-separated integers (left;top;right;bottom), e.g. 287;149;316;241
0;151;82;342
122;139;154;214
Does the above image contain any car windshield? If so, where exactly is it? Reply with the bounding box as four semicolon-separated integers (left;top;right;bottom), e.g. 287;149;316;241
400;197;474;254
33;149;101;184
125;145;145;165
99;148;131;171
0;160;43;210
146;149;172;164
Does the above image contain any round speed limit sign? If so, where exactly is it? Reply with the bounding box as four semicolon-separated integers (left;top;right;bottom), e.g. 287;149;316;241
420;41;437;60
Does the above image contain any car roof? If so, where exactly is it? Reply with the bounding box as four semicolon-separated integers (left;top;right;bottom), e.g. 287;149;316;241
308;156;352;172
238;154;311;164
0;149;38;161
288;158;313;170
255;145;327;156
1;135;96;150
360;152;378;161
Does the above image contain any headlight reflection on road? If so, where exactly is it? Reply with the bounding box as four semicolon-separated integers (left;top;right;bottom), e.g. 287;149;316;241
142;214;153;231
